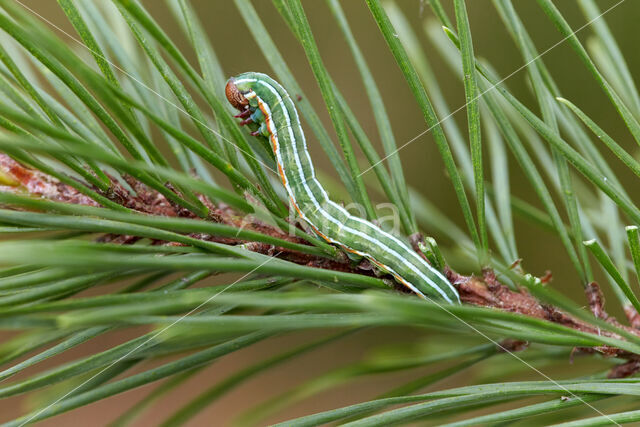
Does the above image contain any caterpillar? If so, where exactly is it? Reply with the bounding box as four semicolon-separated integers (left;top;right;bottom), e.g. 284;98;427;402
226;72;459;303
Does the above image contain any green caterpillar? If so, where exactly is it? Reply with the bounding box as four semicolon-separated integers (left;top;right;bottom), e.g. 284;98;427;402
226;72;459;303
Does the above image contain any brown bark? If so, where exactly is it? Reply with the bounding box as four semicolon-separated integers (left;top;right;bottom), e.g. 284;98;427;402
2;156;639;378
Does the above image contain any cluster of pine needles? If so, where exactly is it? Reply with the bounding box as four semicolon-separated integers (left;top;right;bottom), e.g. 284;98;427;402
0;0;639;425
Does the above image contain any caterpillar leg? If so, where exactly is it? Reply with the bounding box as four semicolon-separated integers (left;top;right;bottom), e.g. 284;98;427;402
344;250;364;263
355;257;391;278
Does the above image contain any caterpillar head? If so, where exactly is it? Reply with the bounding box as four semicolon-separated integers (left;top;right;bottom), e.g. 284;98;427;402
225;78;249;111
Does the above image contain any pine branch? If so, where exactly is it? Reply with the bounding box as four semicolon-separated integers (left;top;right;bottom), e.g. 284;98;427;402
3;155;638;380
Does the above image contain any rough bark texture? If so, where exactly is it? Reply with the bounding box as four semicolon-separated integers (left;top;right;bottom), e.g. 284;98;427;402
1;155;639;378
0;154;100;207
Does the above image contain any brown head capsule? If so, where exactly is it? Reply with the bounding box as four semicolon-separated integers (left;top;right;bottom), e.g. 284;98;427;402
225;79;249;111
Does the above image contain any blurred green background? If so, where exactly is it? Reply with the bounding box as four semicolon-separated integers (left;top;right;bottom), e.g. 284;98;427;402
3;0;640;424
